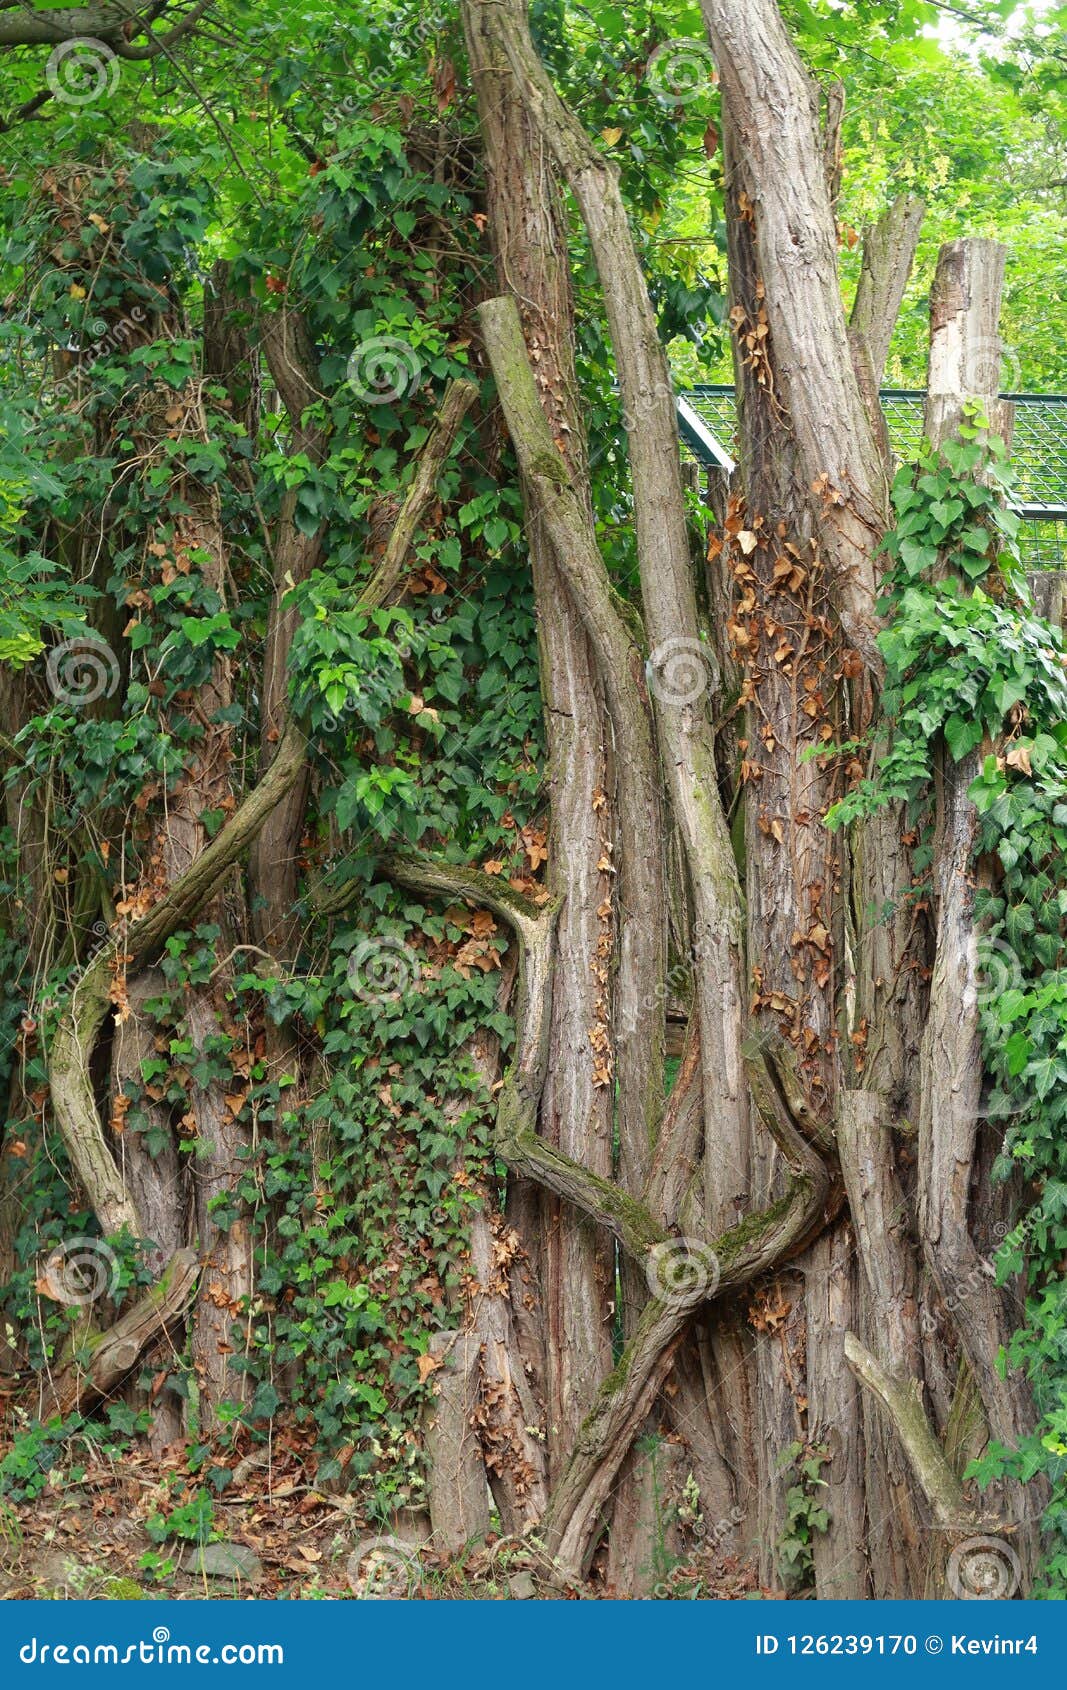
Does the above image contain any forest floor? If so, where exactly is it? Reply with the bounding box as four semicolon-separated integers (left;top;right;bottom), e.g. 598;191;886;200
0;1441;767;1601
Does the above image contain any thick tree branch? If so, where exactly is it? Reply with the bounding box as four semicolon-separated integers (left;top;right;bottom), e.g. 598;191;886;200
50;376;478;1236
850;194;925;390
477;295;657;780
373;848;547;929
478;1;750;1240
109;0;213;61
260;306;323;433
360;379;479;611
702;0;890;675
38;1248;198;1420
372;846;829;1272
0;0;207;50
48;718;307;1236
842;1333;981;1533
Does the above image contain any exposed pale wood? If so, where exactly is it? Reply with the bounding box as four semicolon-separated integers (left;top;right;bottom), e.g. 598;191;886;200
917;236;1039;1585
842;1333;975;1532
38;1249;199;1420
918;240;1030;1454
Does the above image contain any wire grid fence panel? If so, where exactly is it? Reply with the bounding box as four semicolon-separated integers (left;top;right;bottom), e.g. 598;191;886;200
680;386;1067;570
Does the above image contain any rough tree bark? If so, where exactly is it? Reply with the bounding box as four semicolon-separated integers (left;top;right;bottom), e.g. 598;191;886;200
11;0;1049;1605
461;0;673;1571
460;13;615;1469
916;237;1040;1578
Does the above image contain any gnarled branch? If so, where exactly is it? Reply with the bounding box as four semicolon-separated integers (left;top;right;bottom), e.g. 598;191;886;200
38;1248;198;1420
0;0;208;50
370;844;832;1578
360;379;479;612
48;718;307;1236
49;378;479;1237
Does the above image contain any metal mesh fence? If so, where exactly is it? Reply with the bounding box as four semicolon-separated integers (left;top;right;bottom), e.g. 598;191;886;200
680;386;1067;570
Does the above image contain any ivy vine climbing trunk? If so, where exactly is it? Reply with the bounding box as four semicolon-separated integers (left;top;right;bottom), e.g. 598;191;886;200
3;0;1054;1607
414;0;1044;1598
